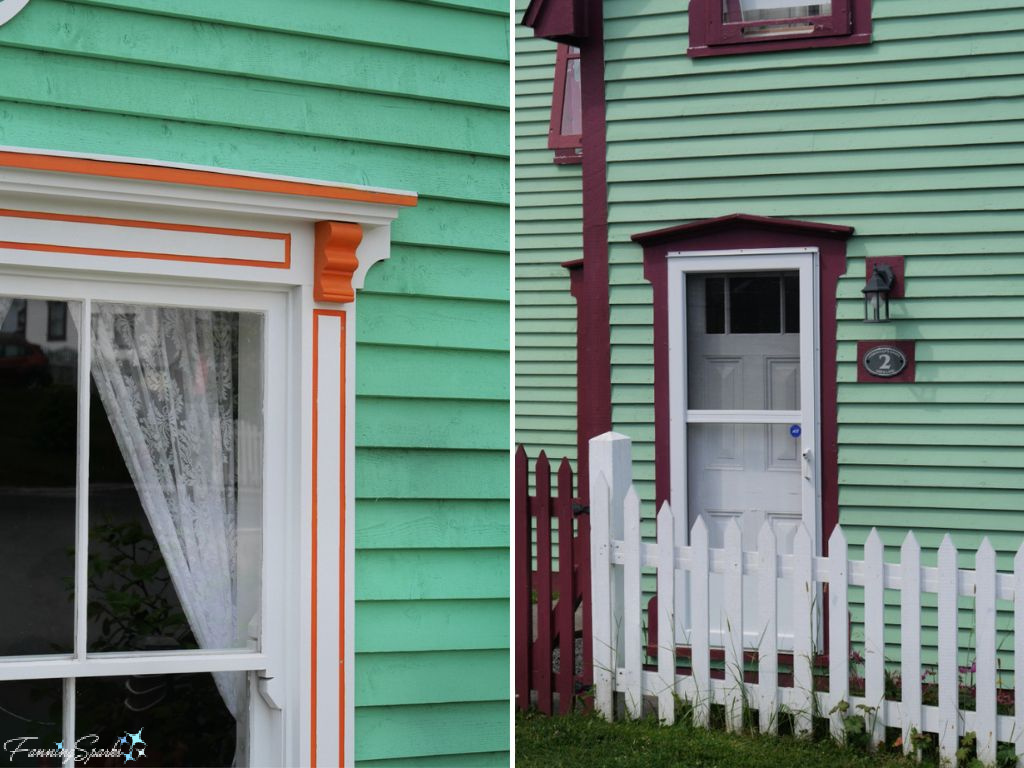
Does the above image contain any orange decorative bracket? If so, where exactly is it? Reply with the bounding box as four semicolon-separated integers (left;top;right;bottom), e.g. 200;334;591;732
314;221;363;303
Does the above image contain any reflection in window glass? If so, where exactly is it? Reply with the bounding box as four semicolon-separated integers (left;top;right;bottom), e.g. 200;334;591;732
783;273;800;333
730;275;781;333
724;0;830;22
0;680;61;767
76;673;241;767
0;297;77;656
704;277;726;334
561;58;582;136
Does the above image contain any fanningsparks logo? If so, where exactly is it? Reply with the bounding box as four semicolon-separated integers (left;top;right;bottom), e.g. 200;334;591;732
4;728;147;764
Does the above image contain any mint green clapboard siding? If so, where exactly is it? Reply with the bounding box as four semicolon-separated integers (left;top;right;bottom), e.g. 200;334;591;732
515;1;583;474
590;0;1024;650
0;1;509;763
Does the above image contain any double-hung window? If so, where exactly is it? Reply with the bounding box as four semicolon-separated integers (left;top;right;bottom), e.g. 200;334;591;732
0;277;287;766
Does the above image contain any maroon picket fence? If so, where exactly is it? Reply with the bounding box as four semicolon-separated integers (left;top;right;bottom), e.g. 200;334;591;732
514;446;592;715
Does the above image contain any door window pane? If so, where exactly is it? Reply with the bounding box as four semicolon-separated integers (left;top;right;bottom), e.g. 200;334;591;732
0;297;78;656
687;274;800;410
88;305;264;653
729;275;781;333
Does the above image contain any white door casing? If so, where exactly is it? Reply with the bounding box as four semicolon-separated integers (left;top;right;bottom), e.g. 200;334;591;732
666;250;821;649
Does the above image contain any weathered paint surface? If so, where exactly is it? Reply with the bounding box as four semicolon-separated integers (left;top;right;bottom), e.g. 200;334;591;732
518;0;1024;658
515;0;582;473
0;1;509;763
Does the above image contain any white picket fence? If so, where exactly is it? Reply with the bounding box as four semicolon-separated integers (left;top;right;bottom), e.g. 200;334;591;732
589;432;1024;767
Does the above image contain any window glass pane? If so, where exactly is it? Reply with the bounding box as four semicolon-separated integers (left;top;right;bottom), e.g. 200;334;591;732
0;297;77;656
704;277;725;334
724;0;831;22
0;679;62;766
783;273;800;333
560;58;582;136
88;305;263;653
76;673;243;766
729;275;781;333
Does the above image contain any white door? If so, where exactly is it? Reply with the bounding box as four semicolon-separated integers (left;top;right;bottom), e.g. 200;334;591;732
669;252;819;651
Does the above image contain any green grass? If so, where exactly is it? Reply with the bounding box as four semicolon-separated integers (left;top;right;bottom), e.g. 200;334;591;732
515;710;920;768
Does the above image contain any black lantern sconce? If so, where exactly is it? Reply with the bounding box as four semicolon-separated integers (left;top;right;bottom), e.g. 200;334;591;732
862;263;896;323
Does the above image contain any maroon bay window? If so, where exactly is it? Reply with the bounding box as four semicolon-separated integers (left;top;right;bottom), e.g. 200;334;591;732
688;0;872;57
548;44;582;164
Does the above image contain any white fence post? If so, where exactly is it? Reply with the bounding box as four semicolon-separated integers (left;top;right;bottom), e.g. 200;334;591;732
1015;544;1024;767
900;532;922;757
589;471;614;720
828;526;849;743
691;516;711;727
657;502;676;725
723;518;744;733
589;432;633;721
792;524;814;736
937;534;959;766
975;538;997;763
757;522;778;735
864;528;885;749
622;487;643;719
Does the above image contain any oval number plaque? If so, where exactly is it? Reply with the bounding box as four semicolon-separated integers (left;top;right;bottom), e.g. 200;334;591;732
862;345;907;378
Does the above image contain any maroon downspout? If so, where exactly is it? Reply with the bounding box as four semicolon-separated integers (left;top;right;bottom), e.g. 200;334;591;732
574;0;611;503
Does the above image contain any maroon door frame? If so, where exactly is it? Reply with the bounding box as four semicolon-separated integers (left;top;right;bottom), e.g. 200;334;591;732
633;213;854;555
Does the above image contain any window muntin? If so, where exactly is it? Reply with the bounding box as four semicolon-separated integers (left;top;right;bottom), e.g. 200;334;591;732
0;282;279;766
548;44;582;164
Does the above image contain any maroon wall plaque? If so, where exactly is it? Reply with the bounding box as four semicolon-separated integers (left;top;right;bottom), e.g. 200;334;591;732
857;339;915;383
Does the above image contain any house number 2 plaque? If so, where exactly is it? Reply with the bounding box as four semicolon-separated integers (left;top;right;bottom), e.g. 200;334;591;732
862;345;907;378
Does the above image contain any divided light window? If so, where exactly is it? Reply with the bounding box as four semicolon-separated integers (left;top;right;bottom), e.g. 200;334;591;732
0;282;274;766
548;44;582;165
688;0;871;57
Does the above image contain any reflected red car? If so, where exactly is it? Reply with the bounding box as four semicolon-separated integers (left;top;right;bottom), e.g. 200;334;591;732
0;334;52;387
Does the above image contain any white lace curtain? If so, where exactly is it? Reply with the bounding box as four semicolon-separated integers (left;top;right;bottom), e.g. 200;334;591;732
0;297;13;329
90;304;243;720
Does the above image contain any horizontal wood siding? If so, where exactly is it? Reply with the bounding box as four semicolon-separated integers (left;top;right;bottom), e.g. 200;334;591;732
0;1;509;763
515;1;582;471
596;1;1024;636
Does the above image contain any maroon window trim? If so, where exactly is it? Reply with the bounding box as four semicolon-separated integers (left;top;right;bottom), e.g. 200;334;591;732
548;44;582;164
633;213;853;556
688;0;871;57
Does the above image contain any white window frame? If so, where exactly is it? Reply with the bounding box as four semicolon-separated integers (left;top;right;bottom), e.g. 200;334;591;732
0;146;415;767
0;272;290;760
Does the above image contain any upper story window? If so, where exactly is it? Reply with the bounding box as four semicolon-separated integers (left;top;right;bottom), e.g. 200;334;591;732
548;44;582;165
688;0;871;57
